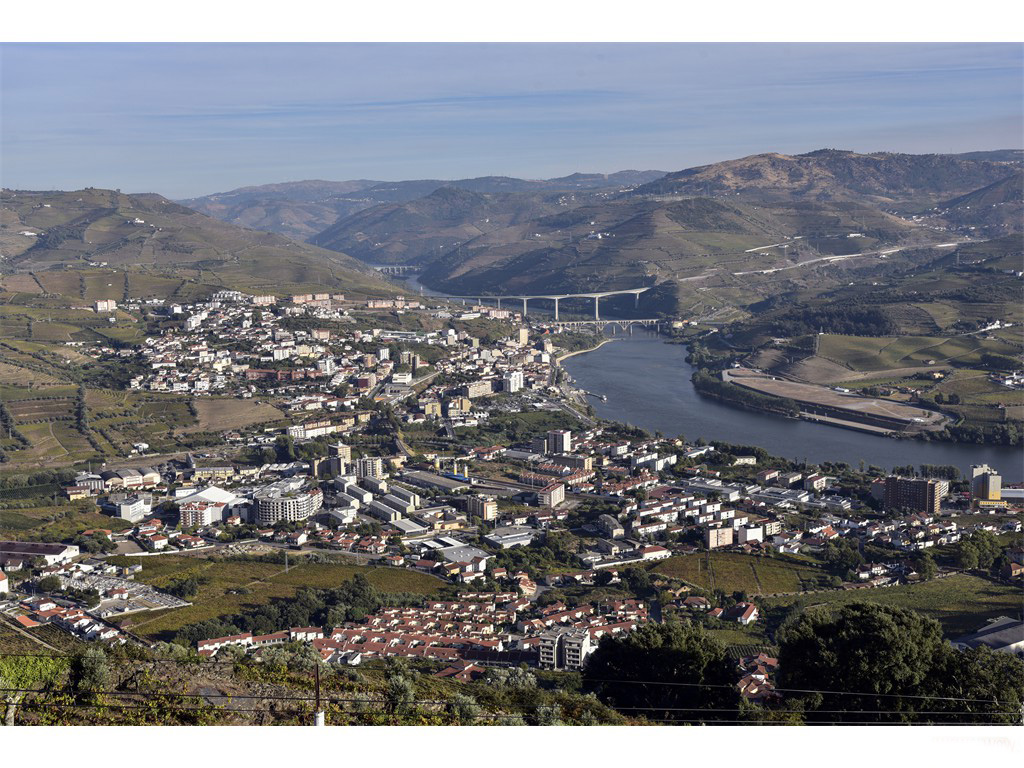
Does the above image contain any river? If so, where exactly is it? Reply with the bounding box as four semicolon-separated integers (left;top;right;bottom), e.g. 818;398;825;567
386;270;1022;479
561;331;1023;481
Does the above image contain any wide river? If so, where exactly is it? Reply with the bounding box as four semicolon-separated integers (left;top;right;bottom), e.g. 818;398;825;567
562;331;1023;481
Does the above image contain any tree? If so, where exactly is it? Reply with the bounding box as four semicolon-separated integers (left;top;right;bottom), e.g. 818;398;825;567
274;435;297;462
384;675;415;717
0;655;68;725
70;648;111;699
620;566;652;597
583;622;738;722
957;541;980;570
822;540;863;575
914;552;937;581
970;531;1002;570
776;603;944;723
446;694;480;724
37;575;61;593
926;645;1024;724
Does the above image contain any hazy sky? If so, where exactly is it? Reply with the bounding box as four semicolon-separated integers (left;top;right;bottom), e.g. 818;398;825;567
2;43;1021;199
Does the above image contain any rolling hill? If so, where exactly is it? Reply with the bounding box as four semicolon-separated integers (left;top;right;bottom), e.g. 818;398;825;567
181;170;667;240
630;149;1020;204
929;171;1023;236
297;149;1019;316
413;194;946;309
0;188;397;297
309;186;574;265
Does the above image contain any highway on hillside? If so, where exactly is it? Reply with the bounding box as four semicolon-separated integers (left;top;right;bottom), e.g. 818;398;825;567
732;239;969;276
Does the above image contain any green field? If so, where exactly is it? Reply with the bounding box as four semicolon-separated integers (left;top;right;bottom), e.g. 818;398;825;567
0;504;133;542
817;333;1021;372
653;552;829;595
104;554;443;641
763;574;1023;636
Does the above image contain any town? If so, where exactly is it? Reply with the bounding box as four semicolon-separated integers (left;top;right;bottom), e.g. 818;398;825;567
2;286;1022;719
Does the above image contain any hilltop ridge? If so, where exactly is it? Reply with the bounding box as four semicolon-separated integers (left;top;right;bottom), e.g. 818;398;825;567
0;187;396;297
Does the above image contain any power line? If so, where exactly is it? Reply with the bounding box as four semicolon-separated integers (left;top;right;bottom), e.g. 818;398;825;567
1;652;1017;708
2;685;1015;722
583;677;1020;705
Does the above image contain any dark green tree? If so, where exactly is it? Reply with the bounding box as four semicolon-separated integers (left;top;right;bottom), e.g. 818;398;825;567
583;622;738;722
777;603;943;723
37;575;61;593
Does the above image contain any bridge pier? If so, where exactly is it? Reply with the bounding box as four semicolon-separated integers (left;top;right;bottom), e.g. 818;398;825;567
593;296;600;321
496;298;502;309
634;292;640;309
521;297;528;317
553;297;559;320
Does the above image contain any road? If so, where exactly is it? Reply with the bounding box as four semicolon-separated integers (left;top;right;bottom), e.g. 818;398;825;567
732;239;970;276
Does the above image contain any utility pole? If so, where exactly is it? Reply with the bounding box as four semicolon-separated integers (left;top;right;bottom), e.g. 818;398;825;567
314;662;325;726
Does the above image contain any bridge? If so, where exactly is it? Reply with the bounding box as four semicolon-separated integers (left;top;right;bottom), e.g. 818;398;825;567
373;265;421;275
550;318;664;332
445;286;654;320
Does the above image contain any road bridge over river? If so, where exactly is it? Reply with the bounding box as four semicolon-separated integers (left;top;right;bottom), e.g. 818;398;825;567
445;286;654;320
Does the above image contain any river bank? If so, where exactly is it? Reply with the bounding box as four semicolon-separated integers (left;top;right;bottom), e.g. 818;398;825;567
556;337;622;364
561;332;1024;480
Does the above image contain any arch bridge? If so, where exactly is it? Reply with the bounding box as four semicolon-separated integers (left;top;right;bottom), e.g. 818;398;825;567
551;318;664;332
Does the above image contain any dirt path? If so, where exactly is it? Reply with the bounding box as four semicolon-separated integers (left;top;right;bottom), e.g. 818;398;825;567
749;562;765;596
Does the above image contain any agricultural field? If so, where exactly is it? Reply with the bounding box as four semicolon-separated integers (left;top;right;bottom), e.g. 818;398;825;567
187;397;286;433
104;554;443;641
1;378;203;468
817;333;1021;373
0;616;50;654
652;552;830;595
762;573;1023;637
0;503;133;542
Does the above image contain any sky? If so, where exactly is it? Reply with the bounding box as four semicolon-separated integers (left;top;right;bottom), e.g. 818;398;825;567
1;42;1021;199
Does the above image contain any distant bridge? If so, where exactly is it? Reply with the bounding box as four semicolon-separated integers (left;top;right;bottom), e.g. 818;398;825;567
373;265;421;275
550;318;664;332
446;286;654;320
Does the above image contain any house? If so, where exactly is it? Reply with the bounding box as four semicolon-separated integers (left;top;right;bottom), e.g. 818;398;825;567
433;660;486;682
289;626;325;642
639;545;670;561
1;541;79;566
722;602;759;625
681;596;711;611
1000;561;1023;580
197;632;253;654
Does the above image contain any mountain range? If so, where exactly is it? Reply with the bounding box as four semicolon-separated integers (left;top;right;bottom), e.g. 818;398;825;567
4;149;1020;314
295;149;1022;308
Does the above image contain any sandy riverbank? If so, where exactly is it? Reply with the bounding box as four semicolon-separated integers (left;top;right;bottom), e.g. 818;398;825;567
555;337;622;363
